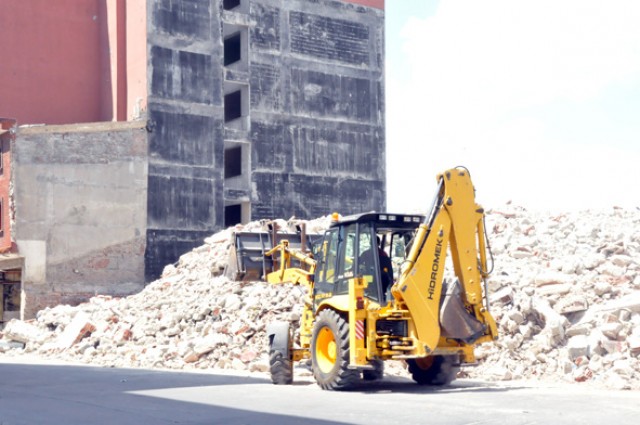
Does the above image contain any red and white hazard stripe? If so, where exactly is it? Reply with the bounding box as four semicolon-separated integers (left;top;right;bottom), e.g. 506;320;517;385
355;320;365;340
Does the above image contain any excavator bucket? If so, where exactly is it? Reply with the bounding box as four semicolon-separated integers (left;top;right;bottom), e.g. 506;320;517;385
224;225;320;282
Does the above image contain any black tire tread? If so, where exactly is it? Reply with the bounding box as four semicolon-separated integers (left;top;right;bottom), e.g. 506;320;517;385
407;356;459;386
362;359;384;381
269;349;293;385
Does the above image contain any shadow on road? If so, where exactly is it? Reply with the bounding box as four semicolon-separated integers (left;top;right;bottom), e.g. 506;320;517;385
327;375;525;395
0;361;353;425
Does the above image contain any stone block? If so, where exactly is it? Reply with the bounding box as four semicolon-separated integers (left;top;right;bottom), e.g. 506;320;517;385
567;335;589;360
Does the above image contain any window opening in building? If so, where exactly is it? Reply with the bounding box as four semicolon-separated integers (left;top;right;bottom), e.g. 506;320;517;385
223;0;241;10
224;33;242;66
224;146;242;179
224;90;242;122
225;204;242;227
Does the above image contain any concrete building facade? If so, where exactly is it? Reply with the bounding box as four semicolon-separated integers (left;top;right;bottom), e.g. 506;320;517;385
0;0;385;318
145;0;386;278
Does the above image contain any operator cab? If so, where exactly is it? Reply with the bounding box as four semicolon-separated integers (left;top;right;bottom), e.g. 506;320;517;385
313;212;424;306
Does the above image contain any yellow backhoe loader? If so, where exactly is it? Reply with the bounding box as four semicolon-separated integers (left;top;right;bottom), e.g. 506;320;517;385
260;167;498;390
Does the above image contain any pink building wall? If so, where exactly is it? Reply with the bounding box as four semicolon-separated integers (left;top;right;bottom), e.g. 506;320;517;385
344;0;384;9
0;0;146;125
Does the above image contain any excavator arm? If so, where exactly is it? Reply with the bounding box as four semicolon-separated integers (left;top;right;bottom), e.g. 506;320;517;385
391;167;497;356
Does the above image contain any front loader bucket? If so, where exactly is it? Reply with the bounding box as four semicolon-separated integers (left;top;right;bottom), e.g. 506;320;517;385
225;230;319;282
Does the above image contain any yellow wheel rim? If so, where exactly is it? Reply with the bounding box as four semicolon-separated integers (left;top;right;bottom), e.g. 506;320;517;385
414;356;434;370
315;326;337;373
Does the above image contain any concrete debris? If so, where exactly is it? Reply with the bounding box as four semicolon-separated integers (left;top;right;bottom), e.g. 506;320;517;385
0;208;639;391
465;205;640;390
0;216;331;375
54;312;96;349
2;320;45;345
0;340;25;352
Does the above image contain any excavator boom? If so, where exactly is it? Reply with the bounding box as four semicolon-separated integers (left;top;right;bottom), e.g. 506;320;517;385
392;168;497;353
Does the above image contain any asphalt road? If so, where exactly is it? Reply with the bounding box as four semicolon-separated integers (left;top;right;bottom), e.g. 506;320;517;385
0;358;638;425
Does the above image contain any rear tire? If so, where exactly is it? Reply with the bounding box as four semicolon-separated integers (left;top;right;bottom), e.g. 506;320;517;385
362;359;384;381
407;355;459;386
268;323;293;385
269;350;293;385
311;309;359;391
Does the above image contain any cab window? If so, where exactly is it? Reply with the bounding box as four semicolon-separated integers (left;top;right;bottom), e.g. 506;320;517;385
356;223;380;301
337;224;356;278
317;228;339;285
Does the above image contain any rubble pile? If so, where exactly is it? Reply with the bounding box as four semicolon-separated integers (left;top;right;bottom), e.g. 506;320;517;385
464;205;640;389
0;217;332;373
1;207;639;390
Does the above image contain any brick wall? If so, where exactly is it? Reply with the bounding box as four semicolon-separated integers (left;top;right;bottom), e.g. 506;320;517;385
13;121;148;318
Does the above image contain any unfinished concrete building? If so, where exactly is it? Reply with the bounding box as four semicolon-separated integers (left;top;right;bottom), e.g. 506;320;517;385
145;0;386;278
0;0;385;319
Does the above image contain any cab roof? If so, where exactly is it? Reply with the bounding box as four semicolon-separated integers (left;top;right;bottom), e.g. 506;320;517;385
330;212;425;230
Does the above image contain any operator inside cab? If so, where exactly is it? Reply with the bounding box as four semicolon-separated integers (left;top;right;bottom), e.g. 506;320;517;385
358;234;394;300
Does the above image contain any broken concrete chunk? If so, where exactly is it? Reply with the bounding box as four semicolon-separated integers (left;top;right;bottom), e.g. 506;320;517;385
3;320;45;344
628;335;640;356
593;281;612;296
532;297;567;339
567;335;589;360
489;286;514;306
572;364;593;382
507;309;525;325
55;312;96;349
582;253;605;270
566;323;591;338
555;295;589;314
610;255;633;268
0;340;26;351
537;283;572;297
600;338;625;355
599;322;623;340
598;293;640;314
534;272;570;287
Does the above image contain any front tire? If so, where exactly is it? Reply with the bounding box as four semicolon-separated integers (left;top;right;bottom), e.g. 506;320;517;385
407;355;459;386
268;322;293;385
311;309;359;390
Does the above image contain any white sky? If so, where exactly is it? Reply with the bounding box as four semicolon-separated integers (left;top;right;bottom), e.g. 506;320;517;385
385;0;640;213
